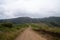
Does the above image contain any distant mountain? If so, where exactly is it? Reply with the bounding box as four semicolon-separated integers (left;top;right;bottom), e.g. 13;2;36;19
40;17;60;23
0;17;32;24
0;17;60;26
40;17;60;27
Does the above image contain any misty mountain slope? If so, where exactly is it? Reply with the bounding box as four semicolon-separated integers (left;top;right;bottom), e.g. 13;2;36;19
0;17;32;24
0;17;60;26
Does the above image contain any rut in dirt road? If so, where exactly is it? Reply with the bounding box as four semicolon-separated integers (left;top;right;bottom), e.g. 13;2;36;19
15;28;47;40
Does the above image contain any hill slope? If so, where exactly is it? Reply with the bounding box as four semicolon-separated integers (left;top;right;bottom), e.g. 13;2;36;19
0;17;60;26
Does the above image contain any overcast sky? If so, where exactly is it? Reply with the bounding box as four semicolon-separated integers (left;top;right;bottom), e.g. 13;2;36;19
0;0;60;19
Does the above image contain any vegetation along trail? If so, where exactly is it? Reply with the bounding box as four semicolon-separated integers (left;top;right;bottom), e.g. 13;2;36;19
15;27;47;40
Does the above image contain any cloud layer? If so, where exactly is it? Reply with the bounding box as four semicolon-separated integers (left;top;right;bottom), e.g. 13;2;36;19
0;0;60;19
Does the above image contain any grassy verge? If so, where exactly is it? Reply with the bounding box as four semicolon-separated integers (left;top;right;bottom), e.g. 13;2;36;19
31;23;60;40
0;23;28;40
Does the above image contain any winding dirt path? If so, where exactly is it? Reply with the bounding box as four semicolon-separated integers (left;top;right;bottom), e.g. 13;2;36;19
15;28;47;40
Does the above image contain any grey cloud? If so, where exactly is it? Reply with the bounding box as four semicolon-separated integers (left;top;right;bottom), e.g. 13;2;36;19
0;0;5;5
0;0;60;19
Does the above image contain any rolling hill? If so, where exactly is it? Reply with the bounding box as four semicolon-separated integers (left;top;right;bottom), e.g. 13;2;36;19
0;17;60;27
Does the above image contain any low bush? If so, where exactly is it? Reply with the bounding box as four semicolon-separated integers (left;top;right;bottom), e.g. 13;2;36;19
0;22;13;28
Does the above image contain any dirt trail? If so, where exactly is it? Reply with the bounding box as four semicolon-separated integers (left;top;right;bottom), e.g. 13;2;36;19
15;28;47;40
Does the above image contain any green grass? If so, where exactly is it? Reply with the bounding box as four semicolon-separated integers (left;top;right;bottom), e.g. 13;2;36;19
31;23;60;33
31;23;60;40
0;23;28;40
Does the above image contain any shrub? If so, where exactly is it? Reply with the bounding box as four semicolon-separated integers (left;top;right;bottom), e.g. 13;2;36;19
50;22;60;27
1;22;13;28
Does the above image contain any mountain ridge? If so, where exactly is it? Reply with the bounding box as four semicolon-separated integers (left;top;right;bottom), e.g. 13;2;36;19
0;17;60;25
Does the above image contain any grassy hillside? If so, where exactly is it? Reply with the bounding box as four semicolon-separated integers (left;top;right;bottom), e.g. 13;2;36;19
0;22;28;40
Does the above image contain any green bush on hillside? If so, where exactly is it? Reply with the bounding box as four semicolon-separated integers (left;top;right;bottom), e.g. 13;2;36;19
0;22;13;28
50;22;60;27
